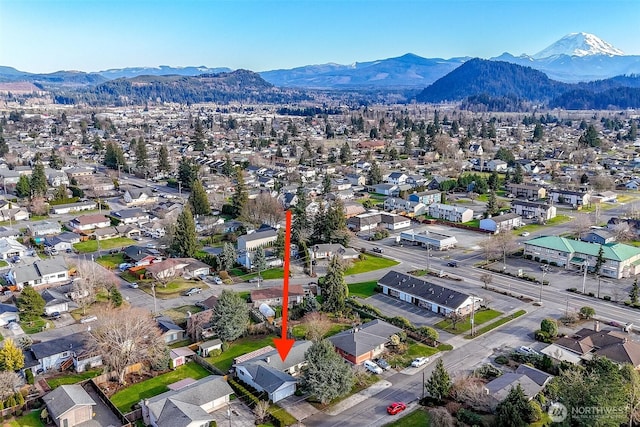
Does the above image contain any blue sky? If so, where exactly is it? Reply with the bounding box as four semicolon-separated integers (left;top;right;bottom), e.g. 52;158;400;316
1;0;639;73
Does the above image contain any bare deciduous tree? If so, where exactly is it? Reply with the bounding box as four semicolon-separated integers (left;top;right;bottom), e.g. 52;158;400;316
352;365;370;387
572;213;593;239
429;407;456;427
483;232;517;269
89;307;167;384
241;193;284;227
612;222;636;242
480;273;493;289
302;312;332;342
450;375;492;412
71;259;119;314
0;371;21;401
253;400;270;423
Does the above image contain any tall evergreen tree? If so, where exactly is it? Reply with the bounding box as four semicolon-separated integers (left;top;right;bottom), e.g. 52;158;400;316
403;132;414;154
135;139;148;169
177;157;199;189
292;186;309;244
49;148;63;170
15;175;31;198
192;118;206;151
322;256;348;313
170;205;198;257
16;286;46;321
211;290;249;342
253;247;267;273
0;338;24;371
104;141;126;170
157;145;171;173
231;168;248;217
217;242;237;272
495;384;536;427
486;191;499;216
367;161;383;185
488;171;499;191
426;359;452;402
0;129;8;157
512;163;524;184
303;339;354;405
322;174;332;194
30;162;48;198
188;179;211;216
532;123;544;141
630;278;639;305
222;154;234;177
339;142;351;163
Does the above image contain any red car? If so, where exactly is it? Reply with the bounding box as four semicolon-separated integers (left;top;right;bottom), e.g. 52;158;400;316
387;402;407;415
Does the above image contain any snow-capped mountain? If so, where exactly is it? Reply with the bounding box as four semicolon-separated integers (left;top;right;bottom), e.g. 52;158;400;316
98;65;231;80
532;32;624;59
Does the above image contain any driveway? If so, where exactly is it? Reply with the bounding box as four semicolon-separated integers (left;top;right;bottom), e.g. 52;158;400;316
363;294;456;342
208;400;256;427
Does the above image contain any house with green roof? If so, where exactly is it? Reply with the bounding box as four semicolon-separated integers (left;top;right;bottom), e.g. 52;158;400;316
523;236;640;279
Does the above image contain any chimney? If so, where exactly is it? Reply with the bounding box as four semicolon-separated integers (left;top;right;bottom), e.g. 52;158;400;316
594;320;600;332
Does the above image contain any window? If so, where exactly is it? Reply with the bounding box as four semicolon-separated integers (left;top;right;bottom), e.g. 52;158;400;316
57;273;66;278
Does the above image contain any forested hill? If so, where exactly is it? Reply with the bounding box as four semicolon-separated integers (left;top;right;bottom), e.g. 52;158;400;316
416;58;569;103
54;69;312;106
416;58;640;109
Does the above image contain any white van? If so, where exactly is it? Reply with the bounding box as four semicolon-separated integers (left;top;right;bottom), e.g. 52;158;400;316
363;360;383;374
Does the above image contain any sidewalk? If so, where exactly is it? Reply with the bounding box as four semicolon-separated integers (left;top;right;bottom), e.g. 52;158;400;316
325;380;392;416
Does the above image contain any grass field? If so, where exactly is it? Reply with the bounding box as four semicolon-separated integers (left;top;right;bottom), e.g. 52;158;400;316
348;281;378;298
73;237;135;253
292;322;351;340
385;340;440;368
96;253;125;269
140;278;202;298
162;305;203;324
384;408;431;427
6;411;44;427
434;309;502;334
0;260;8;267
205;335;275;372
21;317;54;334
46;369;102;389
463;218;481;228
232;268;284;281
110;362;209;413
344;255;399;275
465;309;527;339
514;214;571;234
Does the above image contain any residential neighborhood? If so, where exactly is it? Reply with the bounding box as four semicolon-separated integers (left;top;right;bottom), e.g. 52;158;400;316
0;99;640;427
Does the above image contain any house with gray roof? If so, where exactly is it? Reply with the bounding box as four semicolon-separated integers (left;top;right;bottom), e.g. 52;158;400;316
24;332;100;374
7;258;69;289
41;288;77;315
378;271;482;317
236;361;297;402
50;200;97;215
328;319;401;364
27;220;62;237
45;231;81;252
43;384;96;427
122;187;158;206
141;375;233;427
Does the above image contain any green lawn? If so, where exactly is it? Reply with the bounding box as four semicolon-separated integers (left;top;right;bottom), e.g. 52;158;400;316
465;309;527;339
384;408;430;427
6;411;44;427
0;259;8;267
385;340;440;368
46;369;102;389
240;268;285;281
205;335;276;373
73;237;135;253
434;309;502;334
348;281;378;298
110;362;210;413
21;317;54;334
292;322;351;340
141;278;202;298
344;255;399;275
513;214;571;234
463;218;481;228
96;253;125;269
162;305;203;324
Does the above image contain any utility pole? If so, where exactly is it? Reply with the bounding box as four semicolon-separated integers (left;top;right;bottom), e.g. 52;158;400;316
470;295;476;336
582;261;589;294
539;266;548;303
426;243;431;273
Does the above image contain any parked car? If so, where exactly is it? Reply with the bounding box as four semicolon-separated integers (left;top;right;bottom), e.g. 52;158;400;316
516;346;539;356
520;231;530;237
363;360;383;374
411;357;429;367
372;247;384;253
387;402;407;415
374;358;391;371
248;277;260;283
80;315;98;324
212;276;223;285
183;287;202;296
129;282;139;289
49;312;61;320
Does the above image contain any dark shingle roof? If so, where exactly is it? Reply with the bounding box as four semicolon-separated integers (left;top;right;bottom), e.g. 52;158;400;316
328;319;401;357
43;384;96;421
378;271;472;310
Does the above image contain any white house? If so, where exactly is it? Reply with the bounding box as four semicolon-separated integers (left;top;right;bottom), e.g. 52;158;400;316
479;213;523;234
399;229;457;250
511;200;556;221
50;201;97;215
122;187;158;206
237;228;278;252
428;203;474;223
7;258;69;289
28;220;62;237
69;214;111;231
0;237;28;260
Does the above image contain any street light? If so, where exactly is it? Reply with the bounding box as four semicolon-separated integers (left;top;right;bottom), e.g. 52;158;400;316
470;294;477;336
539;265;549;303
151;283;158;315
582;260;589;294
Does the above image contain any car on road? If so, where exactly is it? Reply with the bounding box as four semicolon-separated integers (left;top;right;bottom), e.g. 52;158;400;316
363;360;383;374
183;287;202;296
516;346;539;356
520;231;530;237
212;276;223;285
387;402;407;415
372;247;384;253
411;357;430;367
129;282;139;289
446;260;458;267
374;358;390;371
248;277;261;283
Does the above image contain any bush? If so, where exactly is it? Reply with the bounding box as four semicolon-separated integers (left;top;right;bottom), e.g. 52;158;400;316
208;348;222;357
227;378;259;408
219;270;231;281
579;306;596;319
474;364;502;380
603;295;611;301
535;329;552;343
221;342;229;352
567;287;577;293
457;408;485;427
588;292;595;297
540;318;558;338
25;369;34;385
495;355;508;365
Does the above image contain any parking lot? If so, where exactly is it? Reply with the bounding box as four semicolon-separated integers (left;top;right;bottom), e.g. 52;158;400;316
363;293;456;342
